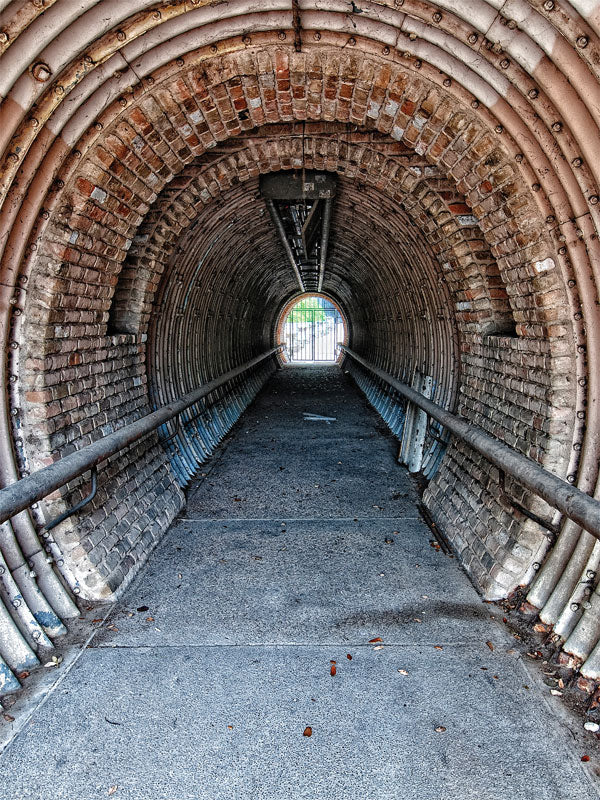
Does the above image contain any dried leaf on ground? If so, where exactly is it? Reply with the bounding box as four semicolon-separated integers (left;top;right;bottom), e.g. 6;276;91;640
3;714;15;722
398;669;409;676
108;787;118;796
330;664;337;677
303;726;313;737
435;726;446;733
486;641;494;651
369;637;382;643
137;606;149;612
346;654;352;660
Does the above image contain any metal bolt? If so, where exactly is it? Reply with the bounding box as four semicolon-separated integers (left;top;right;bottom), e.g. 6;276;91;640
507;19;517;29
577;410;586;419
500;59;510;69
414;60;422;69
382;45;390;55
94;121;103;130
574;311;583;320
117;30;126;42
0;31;9;44
578;377;588;386
567;474;577;484
314;31;321;41
176;57;184;66
544;0;555;9
572;157;583;168
348;37;356;45
29;118;39;128
242;35;251;44
84;55;93;65
587;570;596;580
9;341;18;349
433;11;442;22
515;153;524;163
568;279;576;287
471;100;479;109
546;214;555;224
590;195;599;205
119;97;127;107
468;33;478;44
495;125;503;134
210;45;217;53
571;602;580;612
152;10;161;19
278;31;286;40
577;36;589;49
532;183;541;191
443;78;451;87
558;246;567;255
528;88;539;99
533;562;541;571
7;153;18;164
551;121;562;132
573;442;582;451
146;76;155;84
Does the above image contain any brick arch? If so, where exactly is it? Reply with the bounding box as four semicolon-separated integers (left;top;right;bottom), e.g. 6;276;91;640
13;44;578;605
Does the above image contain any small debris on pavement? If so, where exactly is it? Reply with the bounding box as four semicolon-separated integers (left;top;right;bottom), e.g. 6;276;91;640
303;726;313;737
581;755;591;762
384;538;394;544
435;726;446;733
398;669;409;676
137;606;149;612
369;637;382;643
584;722;600;732
346;654;352;660
108;786;118;796
43;655;63;668
486;641;494;652
330;663;337;677
550;689;563;696
3;714;15;723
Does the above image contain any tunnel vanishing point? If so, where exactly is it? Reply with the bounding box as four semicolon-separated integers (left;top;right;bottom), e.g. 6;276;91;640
2;0;600;730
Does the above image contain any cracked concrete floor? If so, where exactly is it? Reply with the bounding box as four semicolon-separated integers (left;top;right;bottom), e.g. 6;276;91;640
0;366;597;799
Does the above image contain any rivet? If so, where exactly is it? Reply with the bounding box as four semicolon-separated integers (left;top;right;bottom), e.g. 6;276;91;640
571;602;580;612
433;11;442;22
468;33;478;44
590;195;599;205
577;410;586;419
242;35;251;44
32;62;52;82
278;30;286;40
116;30;126;42
443;78;451;87
152;10;161;19
577;345;586;353
314;31;321;41
471;100;479;109
495;124;503;134
567;474;577;484
572;157;583;168
551;121;562;132
95;121;103;130
532;183;541;191
73;150;81;158
84;55;93;65
578;377;588;386
573;442;582;451
176;57;184;66
533;562;541;571
13;309;21;316
146;76;155;84
55;179;64;189
210;44;217;53
587;570;596;580
7;153;18;164
515;153;523;163
574;311;583;320
577;36;589;49
9;297;16;305
567;280;576;289
119;97;127;107
0;31;8;44
528;88;539;99
19;275;28;285
408;31;417;41
558;246;567;255
507;19;517;29
414;59;422;69
9;342;18;350
348;37;356;46
546;214;555;224
544;0;554;9
500;58;510;69
29;118;39;128
9;375;17;384
10;408;18;416
382;45;390;55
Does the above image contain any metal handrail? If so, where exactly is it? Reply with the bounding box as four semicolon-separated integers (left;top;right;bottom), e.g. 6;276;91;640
339;345;600;541
0;347;283;527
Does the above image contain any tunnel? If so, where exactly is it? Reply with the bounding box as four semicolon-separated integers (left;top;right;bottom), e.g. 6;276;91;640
1;0;600;795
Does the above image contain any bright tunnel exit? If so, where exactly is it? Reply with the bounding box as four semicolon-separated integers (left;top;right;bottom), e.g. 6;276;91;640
281;296;346;363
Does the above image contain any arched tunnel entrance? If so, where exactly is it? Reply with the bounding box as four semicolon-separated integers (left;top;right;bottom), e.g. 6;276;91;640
1;1;600;795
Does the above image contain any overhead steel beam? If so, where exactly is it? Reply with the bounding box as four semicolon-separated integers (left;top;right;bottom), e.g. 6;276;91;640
317;197;333;293
265;199;305;292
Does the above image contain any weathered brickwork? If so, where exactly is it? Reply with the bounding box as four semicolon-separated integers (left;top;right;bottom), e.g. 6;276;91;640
9;45;577;604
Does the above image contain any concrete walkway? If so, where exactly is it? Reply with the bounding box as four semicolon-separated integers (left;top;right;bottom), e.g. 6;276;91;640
0;366;597;799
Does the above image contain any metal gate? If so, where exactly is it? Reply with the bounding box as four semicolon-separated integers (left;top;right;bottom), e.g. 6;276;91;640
283;297;345;362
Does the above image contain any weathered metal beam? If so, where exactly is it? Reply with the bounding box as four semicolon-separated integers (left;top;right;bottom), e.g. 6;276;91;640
265;199;305;292
317;197;333;293
0;348;283;528
340;346;600;542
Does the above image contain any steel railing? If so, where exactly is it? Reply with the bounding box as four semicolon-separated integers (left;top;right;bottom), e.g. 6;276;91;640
0;347;283;528
339;345;600;542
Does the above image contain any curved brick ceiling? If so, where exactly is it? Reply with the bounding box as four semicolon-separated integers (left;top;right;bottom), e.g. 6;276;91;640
1;1;600;692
